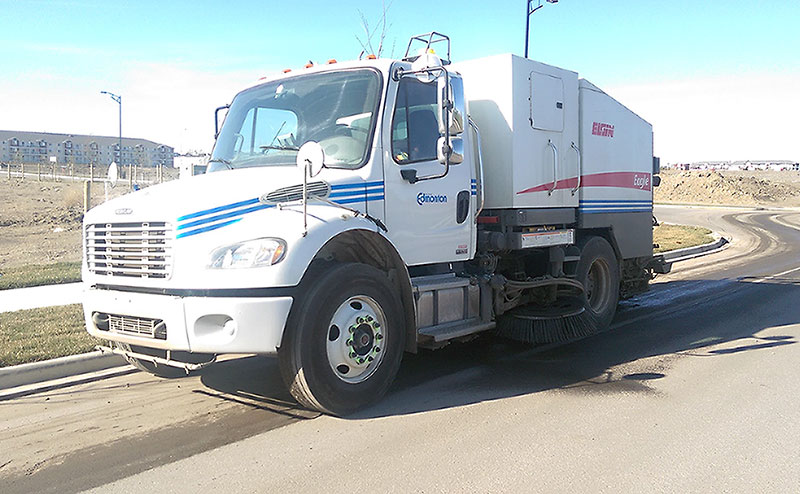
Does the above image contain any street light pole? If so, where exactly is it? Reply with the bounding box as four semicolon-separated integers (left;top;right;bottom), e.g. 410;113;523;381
100;90;123;185
525;0;558;59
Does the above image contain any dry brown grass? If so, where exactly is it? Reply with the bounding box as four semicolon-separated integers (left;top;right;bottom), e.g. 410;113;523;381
63;186;84;209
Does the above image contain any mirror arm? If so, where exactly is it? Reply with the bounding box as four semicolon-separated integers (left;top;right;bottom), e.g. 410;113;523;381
214;104;230;139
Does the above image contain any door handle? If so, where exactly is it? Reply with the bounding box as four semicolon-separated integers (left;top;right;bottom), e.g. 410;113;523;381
546;140;558;195
570;142;581;195
400;168;419;184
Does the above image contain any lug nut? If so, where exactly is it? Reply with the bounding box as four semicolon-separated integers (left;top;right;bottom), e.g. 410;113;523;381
366;315;373;322
368;356;374;362
375;347;381;352
349;351;357;358
375;333;383;340
373;322;380;328
346;338;353;346
357;317;364;324
349;325;355;333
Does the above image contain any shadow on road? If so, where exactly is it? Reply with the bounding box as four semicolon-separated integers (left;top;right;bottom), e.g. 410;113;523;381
200;277;799;419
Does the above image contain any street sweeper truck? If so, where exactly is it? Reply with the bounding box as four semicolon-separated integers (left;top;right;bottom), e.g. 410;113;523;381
82;33;669;415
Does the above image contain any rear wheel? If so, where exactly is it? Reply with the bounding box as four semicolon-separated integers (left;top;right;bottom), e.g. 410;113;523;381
278;263;405;416
576;236;620;330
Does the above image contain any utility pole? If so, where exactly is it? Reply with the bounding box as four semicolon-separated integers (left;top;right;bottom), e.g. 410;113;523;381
525;0;558;59
100;90;123;185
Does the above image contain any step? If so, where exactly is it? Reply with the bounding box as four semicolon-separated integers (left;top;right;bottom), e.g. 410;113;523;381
418;319;496;342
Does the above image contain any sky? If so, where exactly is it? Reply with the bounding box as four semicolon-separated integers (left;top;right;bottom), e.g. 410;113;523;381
0;0;798;164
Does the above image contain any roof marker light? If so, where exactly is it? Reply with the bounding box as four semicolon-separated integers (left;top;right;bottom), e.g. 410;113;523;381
366;54;377;60
327;59;337;64
304;61;314;68
283;68;292;73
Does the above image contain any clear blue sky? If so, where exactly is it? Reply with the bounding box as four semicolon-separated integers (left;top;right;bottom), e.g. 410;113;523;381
1;0;798;161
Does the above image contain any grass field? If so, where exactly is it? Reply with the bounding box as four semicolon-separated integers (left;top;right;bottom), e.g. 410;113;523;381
0;261;81;290
0;304;98;367
653;223;714;253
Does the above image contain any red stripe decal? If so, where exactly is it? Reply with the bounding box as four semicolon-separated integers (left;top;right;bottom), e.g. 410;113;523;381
516;171;651;194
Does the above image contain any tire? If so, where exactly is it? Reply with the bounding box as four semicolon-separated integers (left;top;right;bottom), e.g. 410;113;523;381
576;236;620;330
278;263;405;416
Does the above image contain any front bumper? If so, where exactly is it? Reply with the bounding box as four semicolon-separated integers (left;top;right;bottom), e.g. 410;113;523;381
83;287;293;354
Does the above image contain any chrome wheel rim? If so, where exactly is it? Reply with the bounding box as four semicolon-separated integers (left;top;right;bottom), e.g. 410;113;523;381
326;295;387;384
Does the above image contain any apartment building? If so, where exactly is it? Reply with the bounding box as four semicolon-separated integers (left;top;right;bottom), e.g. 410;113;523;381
0;130;173;167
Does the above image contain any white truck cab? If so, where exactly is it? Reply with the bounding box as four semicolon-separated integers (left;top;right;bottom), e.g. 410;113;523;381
83;33;667;415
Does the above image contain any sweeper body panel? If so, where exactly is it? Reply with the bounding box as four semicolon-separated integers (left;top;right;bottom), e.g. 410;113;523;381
82;33;666;415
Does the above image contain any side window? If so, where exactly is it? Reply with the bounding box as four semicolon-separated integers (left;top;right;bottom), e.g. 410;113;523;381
237;107;298;157
391;78;440;164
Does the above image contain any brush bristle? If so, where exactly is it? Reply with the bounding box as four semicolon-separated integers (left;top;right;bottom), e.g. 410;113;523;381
495;307;600;345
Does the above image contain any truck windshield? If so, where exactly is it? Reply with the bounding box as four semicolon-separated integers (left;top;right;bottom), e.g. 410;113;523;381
209;69;382;172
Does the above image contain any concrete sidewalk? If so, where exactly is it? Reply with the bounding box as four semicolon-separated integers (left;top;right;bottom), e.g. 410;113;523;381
0;282;83;312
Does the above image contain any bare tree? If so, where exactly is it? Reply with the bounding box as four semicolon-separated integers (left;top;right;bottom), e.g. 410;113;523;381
355;0;394;59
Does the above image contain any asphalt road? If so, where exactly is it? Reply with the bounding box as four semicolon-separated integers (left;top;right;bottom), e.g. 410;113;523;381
2;205;799;493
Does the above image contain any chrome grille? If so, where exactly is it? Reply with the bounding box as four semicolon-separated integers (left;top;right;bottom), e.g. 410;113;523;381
86;222;173;279
106;313;167;340
261;181;329;204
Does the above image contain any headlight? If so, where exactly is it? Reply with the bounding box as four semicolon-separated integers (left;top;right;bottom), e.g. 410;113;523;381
208;238;286;269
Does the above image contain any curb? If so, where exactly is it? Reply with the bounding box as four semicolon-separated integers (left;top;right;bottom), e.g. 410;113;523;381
661;236;729;263
0;350;127;390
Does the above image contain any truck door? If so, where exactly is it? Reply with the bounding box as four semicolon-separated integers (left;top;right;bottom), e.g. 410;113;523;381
380;72;474;266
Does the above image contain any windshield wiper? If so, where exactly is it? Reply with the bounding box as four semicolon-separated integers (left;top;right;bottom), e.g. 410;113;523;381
208;158;232;169
259;145;299;152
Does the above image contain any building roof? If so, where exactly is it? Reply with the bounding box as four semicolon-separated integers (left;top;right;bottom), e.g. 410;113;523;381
0;129;171;149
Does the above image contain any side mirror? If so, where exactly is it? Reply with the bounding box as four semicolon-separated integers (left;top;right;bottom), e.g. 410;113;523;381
296;141;325;177
437;136;464;166
436;71;452;137
107;161;118;187
448;76;465;135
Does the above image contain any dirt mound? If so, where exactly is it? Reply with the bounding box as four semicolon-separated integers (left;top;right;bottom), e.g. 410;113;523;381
655;170;800;206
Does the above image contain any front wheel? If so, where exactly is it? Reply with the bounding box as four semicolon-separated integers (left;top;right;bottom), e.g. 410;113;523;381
278;263;405;416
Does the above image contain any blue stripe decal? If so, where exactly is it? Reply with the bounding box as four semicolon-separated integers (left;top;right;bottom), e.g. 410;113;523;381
579;204;652;208
581;205;651;208
580;208;652;214
177;181;386;238
579;199;652;204
334;196;385;205
329;188;384;199
330;181;384;190
177;197;260;222
176;218;243;238
580;204;652;209
177;203;274;231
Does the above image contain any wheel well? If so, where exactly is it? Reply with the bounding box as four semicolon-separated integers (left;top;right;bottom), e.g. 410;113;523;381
577;228;622;262
307;230;417;353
